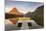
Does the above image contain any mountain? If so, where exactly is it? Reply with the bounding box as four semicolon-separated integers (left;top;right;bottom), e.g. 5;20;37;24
5;7;23;19
25;12;32;17
9;8;23;15
31;5;44;26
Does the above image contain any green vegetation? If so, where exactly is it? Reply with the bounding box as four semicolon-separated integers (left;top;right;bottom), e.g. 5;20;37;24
32;5;44;26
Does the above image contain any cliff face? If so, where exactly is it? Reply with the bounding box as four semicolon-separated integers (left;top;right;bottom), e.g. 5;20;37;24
32;5;44;26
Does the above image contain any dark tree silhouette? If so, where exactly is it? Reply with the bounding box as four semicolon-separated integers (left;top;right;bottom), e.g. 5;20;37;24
5;13;16;19
5;13;23;19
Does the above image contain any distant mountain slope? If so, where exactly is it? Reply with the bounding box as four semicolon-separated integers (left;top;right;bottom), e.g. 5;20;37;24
32;5;44;26
25;12;32;17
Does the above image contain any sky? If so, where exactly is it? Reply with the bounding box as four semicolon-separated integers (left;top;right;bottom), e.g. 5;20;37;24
5;0;44;14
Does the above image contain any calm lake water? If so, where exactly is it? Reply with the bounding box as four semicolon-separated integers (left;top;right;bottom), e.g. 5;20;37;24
5;19;43;31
